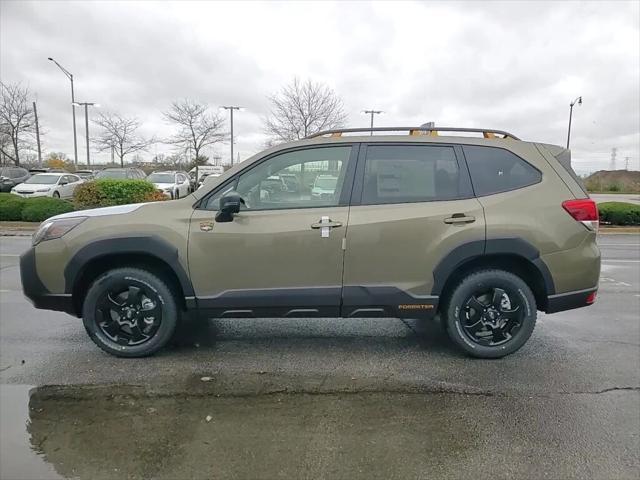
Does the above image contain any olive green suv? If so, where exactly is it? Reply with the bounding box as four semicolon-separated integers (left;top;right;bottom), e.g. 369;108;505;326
20;127;600;358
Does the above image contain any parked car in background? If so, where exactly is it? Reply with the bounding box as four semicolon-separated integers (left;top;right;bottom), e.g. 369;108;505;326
75;169;95;180
0;166;30;192
11;173;83;199
95;168;146;180
197;172;221;189
147;171;191;199
311;175;339;199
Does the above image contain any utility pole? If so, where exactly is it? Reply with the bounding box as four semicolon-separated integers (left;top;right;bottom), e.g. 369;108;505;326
48;57;78;165
610;148;617;170
363;109;383;135
72;102;99;166
221;106;242;166
32;101;42;166
624;157;630;170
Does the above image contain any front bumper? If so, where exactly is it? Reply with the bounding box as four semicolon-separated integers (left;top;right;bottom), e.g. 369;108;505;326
12;191;51;198
20;247;77;316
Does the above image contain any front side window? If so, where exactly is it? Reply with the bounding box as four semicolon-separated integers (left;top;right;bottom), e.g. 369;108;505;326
464;146;541;196
204;146;352;210
361;145;468;204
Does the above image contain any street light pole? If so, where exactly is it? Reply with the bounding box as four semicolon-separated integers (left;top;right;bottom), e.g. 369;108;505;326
566;96;582;149
48;57;79;165
72;102;99;166
363;109;383;135
221;106;242;166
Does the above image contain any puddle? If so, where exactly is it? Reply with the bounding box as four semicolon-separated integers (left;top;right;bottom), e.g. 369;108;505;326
1;383;638;479
0;385;63;480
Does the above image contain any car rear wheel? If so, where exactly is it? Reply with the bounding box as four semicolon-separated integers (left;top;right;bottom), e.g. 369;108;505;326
52;191;60;198
82;268;178;357
442;269;536;358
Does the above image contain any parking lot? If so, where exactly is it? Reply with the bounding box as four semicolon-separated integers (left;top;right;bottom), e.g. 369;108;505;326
1;234;639;479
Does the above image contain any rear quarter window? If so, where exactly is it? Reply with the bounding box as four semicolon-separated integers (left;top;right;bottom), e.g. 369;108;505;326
463;146;541;196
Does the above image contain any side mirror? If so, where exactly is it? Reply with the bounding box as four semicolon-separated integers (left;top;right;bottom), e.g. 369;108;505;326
215;192;244;223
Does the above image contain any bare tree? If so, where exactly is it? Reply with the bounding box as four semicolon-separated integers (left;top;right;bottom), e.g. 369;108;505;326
163;99;225;180
93;112;154;166
264;78;347;143
0;82;36;165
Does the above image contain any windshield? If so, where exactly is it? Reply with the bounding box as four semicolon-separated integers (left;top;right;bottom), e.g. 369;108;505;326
24;174;60;185
314;177;337;189
96;170;127;179
147;173;175;183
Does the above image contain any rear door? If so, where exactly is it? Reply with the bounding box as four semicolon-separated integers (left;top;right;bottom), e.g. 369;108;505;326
342;143;485;318
188;145;357;318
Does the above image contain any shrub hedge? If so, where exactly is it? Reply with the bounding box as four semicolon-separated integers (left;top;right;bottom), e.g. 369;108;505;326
0;193;74;222
74;179;161;209
598;202;640;226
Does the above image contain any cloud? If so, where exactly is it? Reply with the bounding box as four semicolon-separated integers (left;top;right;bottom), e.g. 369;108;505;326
1;0;638;172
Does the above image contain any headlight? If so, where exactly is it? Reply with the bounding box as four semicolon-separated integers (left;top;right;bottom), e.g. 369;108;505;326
36;188;50;192
32;217;87;246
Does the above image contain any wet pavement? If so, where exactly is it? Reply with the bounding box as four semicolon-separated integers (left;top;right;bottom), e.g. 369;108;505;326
0;235;639;479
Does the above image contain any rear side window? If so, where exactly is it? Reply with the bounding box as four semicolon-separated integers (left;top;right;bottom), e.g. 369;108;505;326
463;146;541;196
361;145;471;205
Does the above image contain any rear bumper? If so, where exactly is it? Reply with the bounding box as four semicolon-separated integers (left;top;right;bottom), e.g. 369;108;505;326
545;287;597;314
20;247;77;316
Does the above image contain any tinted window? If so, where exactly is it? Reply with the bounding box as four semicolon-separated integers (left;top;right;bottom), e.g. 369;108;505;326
361;145;468;205
204;146;352;210
464;146;541;196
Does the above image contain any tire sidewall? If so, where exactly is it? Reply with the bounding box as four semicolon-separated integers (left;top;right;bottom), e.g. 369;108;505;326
82;269;178;357
52;191;60;198
445;271;536;358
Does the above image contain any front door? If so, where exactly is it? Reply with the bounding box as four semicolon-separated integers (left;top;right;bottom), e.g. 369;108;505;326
188;145;357;318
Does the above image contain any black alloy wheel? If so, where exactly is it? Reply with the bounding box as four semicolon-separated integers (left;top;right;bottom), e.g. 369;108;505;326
443;269;537;358
82;268;178;357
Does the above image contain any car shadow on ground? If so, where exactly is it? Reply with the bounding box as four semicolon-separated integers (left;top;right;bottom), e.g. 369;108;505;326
167;315;462;357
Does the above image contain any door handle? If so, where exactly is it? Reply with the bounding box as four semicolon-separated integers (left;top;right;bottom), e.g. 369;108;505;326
444;214;475;224
311;219;343;229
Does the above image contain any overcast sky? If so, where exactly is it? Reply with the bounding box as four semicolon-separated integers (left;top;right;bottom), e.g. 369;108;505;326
1;0;639;173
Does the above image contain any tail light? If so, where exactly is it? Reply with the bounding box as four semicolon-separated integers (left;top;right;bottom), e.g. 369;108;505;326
586;291;597;304
562;199;599;231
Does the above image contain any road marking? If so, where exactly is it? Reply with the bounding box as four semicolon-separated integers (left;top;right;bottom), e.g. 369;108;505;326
602;259;640;263
0;254;20;257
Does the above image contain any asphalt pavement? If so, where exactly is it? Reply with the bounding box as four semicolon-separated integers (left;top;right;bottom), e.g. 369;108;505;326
590;193;640;205
0;234;639;479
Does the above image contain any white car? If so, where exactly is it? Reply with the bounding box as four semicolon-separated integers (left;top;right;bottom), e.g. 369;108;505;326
311;175;338;199
11;173;83;199
146;171;191;199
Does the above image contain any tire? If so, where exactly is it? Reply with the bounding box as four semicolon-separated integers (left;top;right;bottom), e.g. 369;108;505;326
52;191;60;198
442;269;536;359
175;190;180;199
82;268;178;357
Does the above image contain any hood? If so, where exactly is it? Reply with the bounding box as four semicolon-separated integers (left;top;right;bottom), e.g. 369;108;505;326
152;182;174;189
48;203;147;222
13;183;52;192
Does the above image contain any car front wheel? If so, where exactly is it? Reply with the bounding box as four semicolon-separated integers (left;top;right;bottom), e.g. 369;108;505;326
82;268;178;357
442;269;537;358
52;191;60;198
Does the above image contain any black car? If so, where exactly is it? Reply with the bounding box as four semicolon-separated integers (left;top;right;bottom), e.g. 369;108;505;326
0;166;30;192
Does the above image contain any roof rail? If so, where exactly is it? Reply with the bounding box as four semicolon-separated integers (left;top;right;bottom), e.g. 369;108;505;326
306;127;520;140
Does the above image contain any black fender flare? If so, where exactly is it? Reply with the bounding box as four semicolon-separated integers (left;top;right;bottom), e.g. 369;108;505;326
431;238;555;296
64;235;195;297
